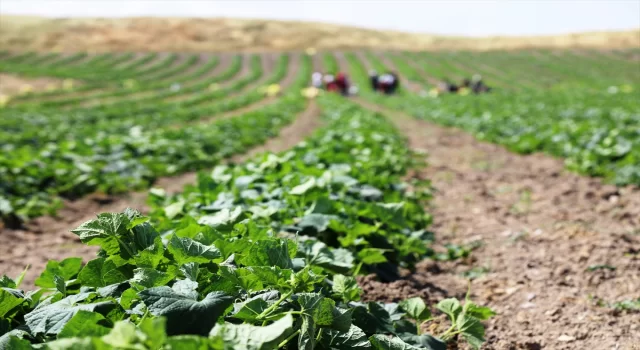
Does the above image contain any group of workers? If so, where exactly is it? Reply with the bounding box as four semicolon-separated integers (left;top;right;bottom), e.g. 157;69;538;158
311;72;357;96
436;74;492;95
309;70;490;98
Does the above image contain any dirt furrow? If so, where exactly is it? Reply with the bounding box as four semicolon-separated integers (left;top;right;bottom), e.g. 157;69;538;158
352;99;640;350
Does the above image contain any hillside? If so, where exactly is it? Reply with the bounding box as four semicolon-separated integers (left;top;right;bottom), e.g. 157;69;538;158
1;15;639;52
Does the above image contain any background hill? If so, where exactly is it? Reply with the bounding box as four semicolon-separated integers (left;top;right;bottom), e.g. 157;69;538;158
1;15;639;52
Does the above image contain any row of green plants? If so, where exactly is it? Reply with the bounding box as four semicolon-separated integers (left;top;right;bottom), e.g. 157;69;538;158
0;54;295;224
342;51;640;186
0;94;494;349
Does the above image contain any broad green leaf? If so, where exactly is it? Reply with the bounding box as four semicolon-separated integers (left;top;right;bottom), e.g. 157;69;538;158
119;288;139;310
71;213;131;256
456;314;485;350
171;279;199;299
357;248;388;265
211;165;232;183
130;268;175;289
131;222;160;251
138;317;168;349
54;275;66;295
58;310;111;338
292;266;326;292
369;334;422;350
318;325;371;349
34;257;83;288
165;335;220;350
399;297;430;322
351;303;395;335
210;313;293;350
297;293;335;349
165;200;185;219
231;298;269;322
0;276;16;288
300;240;354;274
436;298;462;321
238;239;293;269
397;333;446;350
198;207;243;230
139;287;233;335
24;295;114;336
298;214;334;233
127;216;150;230
41;336;108;350
331;307;353;332
1;334;35;350
0;288;23;318
180;262;200;281
101;320;144;349
463;302;496;320
290;177;316;195
133;236;165;268
332;274;362;302
245;266;291;290
384;303;405;322
78;258;131;287
168;235;222;265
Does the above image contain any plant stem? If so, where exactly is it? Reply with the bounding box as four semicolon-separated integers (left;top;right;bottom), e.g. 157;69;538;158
439;323;457;341
278;329;300;348
257;290;293;321
138;309;150;325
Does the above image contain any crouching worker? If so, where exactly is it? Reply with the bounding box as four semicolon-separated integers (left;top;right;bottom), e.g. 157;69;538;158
335;72;350;96
470;74;491;94
324;74;338;93
311;72;323;89
377;74;398;95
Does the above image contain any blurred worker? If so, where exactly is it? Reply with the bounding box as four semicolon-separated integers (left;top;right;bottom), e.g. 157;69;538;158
311;72;323;89
377;74;391;94
470;74;491;94
324;74;339;92
335;72;350;96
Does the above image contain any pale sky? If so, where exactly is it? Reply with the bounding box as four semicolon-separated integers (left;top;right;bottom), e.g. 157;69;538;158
1;0;639;37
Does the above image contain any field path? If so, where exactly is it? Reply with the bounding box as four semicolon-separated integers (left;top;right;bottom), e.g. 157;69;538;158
353;99;640;350
0;97;322;289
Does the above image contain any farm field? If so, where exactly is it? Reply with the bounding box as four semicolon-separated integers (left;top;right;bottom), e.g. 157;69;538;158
0;41;639;349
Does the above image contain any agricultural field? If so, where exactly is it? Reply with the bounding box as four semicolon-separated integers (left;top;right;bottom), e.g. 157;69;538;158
0;30;639;350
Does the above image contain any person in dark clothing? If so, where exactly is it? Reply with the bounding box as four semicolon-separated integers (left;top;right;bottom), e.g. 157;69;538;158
369;70;379;91
460;78;471;89
445;80;459;93
470;74;492;94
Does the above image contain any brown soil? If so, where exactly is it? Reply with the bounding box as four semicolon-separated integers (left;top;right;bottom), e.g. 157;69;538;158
0;73;65;97
0;99;322;289
354;100;640;350
1;16;638;52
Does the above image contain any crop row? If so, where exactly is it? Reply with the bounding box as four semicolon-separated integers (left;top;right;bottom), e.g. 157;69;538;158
338;51;640;186
0;93;494;350
0;54;295;223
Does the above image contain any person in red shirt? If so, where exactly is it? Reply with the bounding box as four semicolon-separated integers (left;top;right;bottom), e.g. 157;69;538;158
324;74;339;92
335;72;350;96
